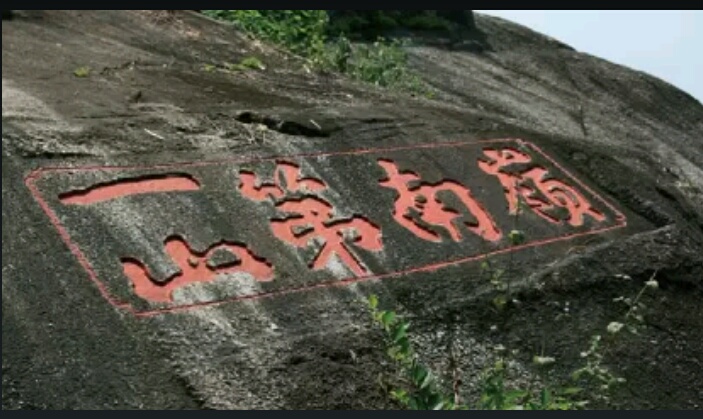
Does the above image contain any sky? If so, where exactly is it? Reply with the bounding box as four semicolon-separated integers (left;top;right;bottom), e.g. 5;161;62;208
475;10;703;103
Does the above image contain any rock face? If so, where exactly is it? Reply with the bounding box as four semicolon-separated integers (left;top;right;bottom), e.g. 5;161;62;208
3;10;703;410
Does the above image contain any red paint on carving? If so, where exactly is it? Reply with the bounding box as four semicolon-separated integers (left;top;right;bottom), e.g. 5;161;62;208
378;159;502;243
239;171;285;201
59;174;200;205
525;141;626;223
478;148;606;226
25;138;628;317
122;236;273;303
271;197;383;276
241;162;382;275
275;162;327;193
239;161;326;201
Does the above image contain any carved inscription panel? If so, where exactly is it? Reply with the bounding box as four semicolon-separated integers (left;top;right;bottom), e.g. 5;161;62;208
26;139;626;315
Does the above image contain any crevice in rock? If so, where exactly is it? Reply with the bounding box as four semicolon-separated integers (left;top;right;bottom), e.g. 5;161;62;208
172;373;208;410
235;111;333;138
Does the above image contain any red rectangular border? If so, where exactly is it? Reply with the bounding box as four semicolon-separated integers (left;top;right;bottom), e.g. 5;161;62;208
24;139;627;317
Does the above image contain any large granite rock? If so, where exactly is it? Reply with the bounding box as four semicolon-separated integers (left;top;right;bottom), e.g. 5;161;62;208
3;10;702;409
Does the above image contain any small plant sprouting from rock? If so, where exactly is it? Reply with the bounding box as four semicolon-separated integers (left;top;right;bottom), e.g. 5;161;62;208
482;259;509;312
509;230;526;246
201;63;218;73
238;56;266;71
368;295;458;410
481;194;529;312
73;66;92;78
202;57;267;74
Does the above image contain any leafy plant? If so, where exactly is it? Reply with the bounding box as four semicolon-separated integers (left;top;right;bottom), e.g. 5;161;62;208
222;57;266;72
203;10;329;59
570;273;659;403
368;294;591;410
368;295;458;410
238;56;266;71
481;194;528;312
73;66;91;78
201;10;431;95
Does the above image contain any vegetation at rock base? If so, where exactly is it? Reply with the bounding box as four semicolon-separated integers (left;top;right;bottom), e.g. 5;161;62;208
201;10;435;96
367;273;659;410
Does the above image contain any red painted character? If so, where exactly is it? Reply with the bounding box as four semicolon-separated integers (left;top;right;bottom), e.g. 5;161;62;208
377;159;502;243
239;162;326;201
58;173;272;303
122;236;273;303
478;148;606;226
240;162;382;276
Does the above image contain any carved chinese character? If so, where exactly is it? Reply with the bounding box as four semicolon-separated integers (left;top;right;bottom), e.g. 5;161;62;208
122;236;274;303
270;197;382;276
478;148;606;226
377;159;502;243
240;162;382;276
59;174;201;206
239;162;325;201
